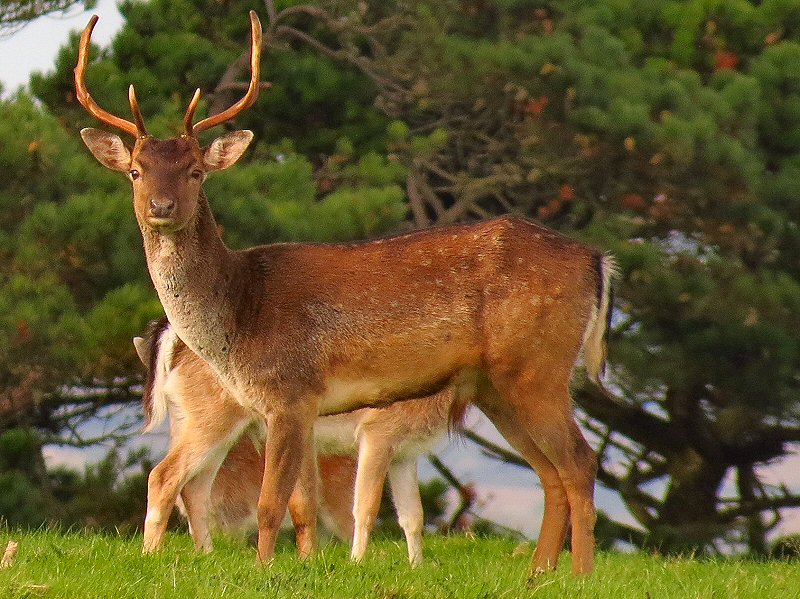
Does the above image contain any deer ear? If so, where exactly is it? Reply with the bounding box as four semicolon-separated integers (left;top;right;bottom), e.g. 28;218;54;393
133;336;149;367
203;130;253;172
80;128;131;173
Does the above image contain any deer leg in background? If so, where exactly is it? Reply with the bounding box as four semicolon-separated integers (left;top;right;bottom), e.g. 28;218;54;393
179;462;221;552
143;417;251;553
287;432;320;559
387;459;425;567
317;455;357;542
143;445;197;553
350;434;393;563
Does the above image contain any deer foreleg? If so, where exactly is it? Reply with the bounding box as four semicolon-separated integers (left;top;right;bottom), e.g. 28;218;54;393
179;466;217;552
256;408;316;563
317;455;357;542
143;417;251;554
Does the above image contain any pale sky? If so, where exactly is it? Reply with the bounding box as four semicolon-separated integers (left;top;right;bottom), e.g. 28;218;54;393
3;0;799;546
0;0;122;94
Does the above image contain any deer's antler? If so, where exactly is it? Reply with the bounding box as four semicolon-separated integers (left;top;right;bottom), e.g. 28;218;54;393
74;15;147;138
185;10;263;136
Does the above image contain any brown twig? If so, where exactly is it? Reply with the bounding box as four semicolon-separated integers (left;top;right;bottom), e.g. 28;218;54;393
406;173;431;228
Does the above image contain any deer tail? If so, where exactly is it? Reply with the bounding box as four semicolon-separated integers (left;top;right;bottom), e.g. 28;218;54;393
140;318;177;432
582;253;617;385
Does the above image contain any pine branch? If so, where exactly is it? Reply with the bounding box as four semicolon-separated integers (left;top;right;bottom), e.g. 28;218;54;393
716;492;800;525
427;454;475;532
461;429;529;469
597;514;648;548
0;0;84;35
406;172;431;228
574;381;678;456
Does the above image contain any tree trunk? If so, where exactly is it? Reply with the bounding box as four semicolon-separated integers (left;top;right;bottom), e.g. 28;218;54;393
649;447;727;553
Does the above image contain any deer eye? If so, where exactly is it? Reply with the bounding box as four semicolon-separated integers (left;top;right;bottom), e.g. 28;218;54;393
129;169;140;180
190;169;203;180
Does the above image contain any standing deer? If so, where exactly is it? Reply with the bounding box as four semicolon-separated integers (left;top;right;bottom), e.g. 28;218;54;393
134;317;461;566
76;11;614;576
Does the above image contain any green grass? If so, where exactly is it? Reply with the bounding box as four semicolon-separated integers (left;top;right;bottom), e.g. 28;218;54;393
0;529;796;598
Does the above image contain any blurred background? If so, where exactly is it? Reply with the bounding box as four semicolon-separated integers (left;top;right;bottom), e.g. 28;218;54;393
1;0;800;558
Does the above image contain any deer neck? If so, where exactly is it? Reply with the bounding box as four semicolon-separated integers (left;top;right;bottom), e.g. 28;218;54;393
141;191;239;376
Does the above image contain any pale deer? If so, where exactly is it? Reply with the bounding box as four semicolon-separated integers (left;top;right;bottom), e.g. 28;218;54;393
76;11;614;576
134;317;460;565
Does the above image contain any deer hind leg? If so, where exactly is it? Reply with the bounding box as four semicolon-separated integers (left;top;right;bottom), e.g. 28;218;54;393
179;463;219;553
256;406;317;563
350;433;393;563
477;394;570;575
143;417;251;554
387;458;424;567
558;417;597;576
521;405;596;576
484;371;597;576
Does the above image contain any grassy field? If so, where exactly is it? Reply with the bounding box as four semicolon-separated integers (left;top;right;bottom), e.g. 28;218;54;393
0;528;796;598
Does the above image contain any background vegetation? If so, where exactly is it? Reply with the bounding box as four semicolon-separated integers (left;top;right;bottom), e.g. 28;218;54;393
2;0;800;558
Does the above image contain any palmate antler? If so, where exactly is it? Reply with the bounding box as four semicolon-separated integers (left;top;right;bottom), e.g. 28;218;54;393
74;10;263;139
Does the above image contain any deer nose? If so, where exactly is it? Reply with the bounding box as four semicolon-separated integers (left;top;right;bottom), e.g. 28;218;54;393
149;197;175;219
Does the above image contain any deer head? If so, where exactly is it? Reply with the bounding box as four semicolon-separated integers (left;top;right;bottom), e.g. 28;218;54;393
76;11;262;234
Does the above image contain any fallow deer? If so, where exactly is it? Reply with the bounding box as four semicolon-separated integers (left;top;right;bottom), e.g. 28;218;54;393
76;11;614;576
134;317;460;565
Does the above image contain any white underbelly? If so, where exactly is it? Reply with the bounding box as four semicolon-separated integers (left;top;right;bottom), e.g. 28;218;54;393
317;377;390;415
393;431;446;460
313;412;361;455
312;407;449;460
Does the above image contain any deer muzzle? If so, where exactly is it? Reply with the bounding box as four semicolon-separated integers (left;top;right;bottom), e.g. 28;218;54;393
149;197;176;219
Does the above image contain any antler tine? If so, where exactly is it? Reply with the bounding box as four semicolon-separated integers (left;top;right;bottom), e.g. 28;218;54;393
189;10;263;136
128;85;148;137
74;15;141;138
183;88;202;136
